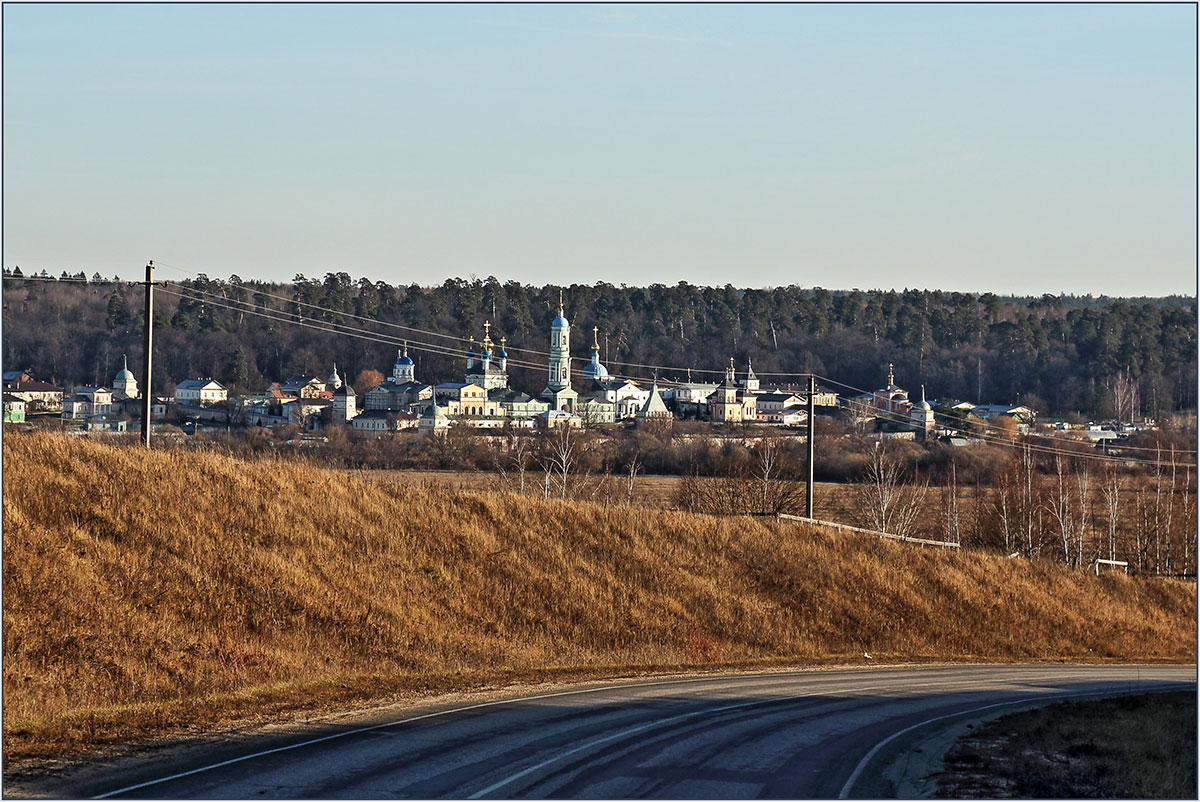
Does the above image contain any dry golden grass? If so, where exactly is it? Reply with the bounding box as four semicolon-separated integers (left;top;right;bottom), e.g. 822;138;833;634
4;432;1195;762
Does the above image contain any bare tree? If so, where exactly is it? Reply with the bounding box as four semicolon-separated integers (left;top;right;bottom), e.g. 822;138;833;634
625;451;642;505
1049;450;1075;566
1109;369;1139;423
755;432;779;514
538;422;582;499
1181;464;1197;576
856;442;928;538
993;460;1016;554
1100;461;1121;562
751;432;804;515
1073;456;1091;568
843;398;876;436
494;427;534;494
1018;441;1044;557
942;457;961;545
991;441;1047;558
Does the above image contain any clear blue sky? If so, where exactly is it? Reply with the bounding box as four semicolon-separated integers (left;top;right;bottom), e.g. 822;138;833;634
3;3;1195;295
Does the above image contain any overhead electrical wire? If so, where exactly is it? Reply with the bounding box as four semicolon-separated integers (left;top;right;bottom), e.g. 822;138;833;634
9;270;1187;467
813;372;1191;464
151;260;815;379
821;386;1186;469
161;279;749;387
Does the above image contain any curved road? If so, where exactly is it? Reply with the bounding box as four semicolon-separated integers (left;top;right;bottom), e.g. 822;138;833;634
86;664;1193;799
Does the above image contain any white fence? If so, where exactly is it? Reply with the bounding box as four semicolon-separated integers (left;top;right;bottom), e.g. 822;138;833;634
776;513;960;550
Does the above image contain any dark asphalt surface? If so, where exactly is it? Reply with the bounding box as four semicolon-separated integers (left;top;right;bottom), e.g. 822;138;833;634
69;664;1195;799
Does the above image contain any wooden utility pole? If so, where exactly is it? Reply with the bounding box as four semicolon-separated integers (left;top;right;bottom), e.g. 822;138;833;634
141;260;154;447
806;374;816;518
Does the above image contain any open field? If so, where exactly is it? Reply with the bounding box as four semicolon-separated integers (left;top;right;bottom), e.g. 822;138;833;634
4;431;1195;765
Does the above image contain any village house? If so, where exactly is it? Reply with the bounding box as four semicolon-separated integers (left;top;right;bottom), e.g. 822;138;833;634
759;408;807;426
665;380;718;417
280;376;328;399
591;378;650;420
175;379;228;407
535;409;581;429
288;398;331;430
970;403;1036;423
5;380;64;411
755;391;805;415
3;369;35;387
352;409;417;436
488;388;549;420
575;396;617;425
62;386;114;419
4;394;27;423
242;401;292;427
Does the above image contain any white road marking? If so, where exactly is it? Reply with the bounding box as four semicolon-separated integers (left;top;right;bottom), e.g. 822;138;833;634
466;685;881;799
90;666;1175;799
90;668;865;799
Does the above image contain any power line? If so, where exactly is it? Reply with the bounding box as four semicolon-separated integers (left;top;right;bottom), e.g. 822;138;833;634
10;268;1189;468
824;389;1185;469
165;284;1185;468
162;283;758;393
814;372;1192;464
150;261;801;378
161;279;772;387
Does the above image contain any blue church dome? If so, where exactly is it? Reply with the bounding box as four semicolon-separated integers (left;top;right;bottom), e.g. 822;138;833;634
582;361;609;380
396;354;413;367
551;314;569;328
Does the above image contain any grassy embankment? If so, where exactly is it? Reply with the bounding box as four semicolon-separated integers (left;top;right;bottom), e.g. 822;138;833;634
3;431;1195;762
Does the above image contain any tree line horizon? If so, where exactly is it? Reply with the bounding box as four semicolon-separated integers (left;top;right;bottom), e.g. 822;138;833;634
3;271;1195;421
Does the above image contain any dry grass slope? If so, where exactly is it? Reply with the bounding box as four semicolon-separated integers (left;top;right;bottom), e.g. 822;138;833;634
3;432;1195;760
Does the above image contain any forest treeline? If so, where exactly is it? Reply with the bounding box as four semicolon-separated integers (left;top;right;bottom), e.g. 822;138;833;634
2;271;1195;419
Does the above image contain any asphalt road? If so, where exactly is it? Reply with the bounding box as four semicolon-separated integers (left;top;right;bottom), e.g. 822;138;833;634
79;664;1194;799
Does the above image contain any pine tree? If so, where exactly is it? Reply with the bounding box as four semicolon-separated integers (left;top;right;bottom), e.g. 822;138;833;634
228;346;250;390
105;291;130;330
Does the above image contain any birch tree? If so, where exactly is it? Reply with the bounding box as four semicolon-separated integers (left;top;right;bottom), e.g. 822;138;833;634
857;442;928;538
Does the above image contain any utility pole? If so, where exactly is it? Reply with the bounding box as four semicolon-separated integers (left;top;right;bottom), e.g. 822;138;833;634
806;374;816;518
141;260;154;447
